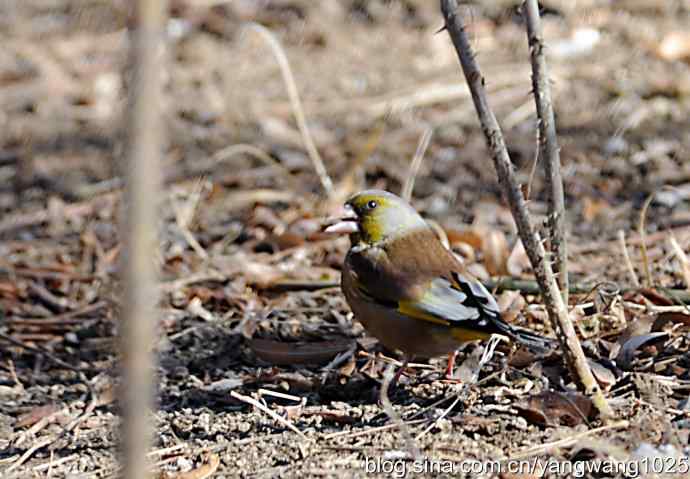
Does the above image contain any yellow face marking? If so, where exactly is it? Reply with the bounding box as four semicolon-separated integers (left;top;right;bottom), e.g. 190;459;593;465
348;194;390;244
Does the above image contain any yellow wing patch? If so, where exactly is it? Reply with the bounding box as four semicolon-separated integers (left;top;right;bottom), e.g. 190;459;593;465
450;327;492;342
397;300;450;326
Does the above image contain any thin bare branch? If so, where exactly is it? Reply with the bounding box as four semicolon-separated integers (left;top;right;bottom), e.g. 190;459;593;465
120;1;167;478
523;0;568;304
440;0;613;420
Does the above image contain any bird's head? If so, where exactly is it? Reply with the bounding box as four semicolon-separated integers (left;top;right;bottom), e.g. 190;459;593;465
325;189;428;245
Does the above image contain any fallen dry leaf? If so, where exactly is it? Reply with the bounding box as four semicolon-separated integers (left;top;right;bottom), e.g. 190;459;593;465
497;290;526;323
250;338;356;365
304;409;356;425
16;404;62;428
616;332;668;370
587;359;617;391
582;196;611;223
507;240;530;277
482;229;509;276
445;227;483;250
651;312;690;332
515;390;593;427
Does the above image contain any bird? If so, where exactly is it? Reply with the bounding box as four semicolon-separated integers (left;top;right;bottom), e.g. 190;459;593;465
325;189;553;384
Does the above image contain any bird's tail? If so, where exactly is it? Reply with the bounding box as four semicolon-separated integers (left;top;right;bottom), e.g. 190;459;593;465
493;319;556;354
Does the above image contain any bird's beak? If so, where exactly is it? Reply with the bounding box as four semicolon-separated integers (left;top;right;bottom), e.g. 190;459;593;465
324;204;359;235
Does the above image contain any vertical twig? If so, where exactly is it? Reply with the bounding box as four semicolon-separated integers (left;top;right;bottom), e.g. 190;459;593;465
401;127;433;202
617;230;640;288
121;1;167;478
523;0;568;304
243;23;334;197
638;193;655;288
439;0;613;420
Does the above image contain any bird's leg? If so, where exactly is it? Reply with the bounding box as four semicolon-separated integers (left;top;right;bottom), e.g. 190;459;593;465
444;350;460;380
389;356;410;390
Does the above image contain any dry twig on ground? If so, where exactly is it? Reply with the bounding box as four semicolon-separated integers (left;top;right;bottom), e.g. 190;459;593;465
120;1;167;477
523;0;568;304
439;0;613;420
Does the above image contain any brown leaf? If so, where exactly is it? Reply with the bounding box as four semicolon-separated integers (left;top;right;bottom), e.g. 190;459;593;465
507;240;530;277
0;281;21;299
16;404;61;428
497;290;526;323
95;384;117;407
587;359;616;391
616;332;668;370
651;312;690;332
482;229;509;276
633;289;674;306
515;390;593;427
305;409;356;425
508;347;539;369
250;338;356;366
582;196;611;223
445;228;483;250
338;354;357;377
616;314;655;347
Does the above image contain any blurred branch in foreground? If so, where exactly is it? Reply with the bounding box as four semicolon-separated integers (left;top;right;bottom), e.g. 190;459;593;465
120;1;167;478
439;0;614;421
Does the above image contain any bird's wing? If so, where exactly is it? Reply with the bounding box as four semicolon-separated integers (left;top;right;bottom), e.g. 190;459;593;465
396;272;501;327
347;242;499;328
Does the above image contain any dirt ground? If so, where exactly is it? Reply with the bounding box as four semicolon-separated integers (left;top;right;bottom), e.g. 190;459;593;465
1;1;690;478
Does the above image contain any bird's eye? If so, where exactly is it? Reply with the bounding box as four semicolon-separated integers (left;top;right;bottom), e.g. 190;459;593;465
367;200;377;210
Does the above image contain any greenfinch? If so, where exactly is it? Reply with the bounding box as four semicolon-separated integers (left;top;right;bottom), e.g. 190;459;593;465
325;189;551;379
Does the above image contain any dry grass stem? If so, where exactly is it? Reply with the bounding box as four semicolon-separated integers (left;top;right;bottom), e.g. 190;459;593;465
322;419;428;441
638;193;655;287
7;436;56;472
510;420;630;459
669;235;690;290
230;391;308;440
525;121;541;200
617;229;640;287
401;127;433;202
415;336;503;441
172;180;208;260
243;23;334;196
